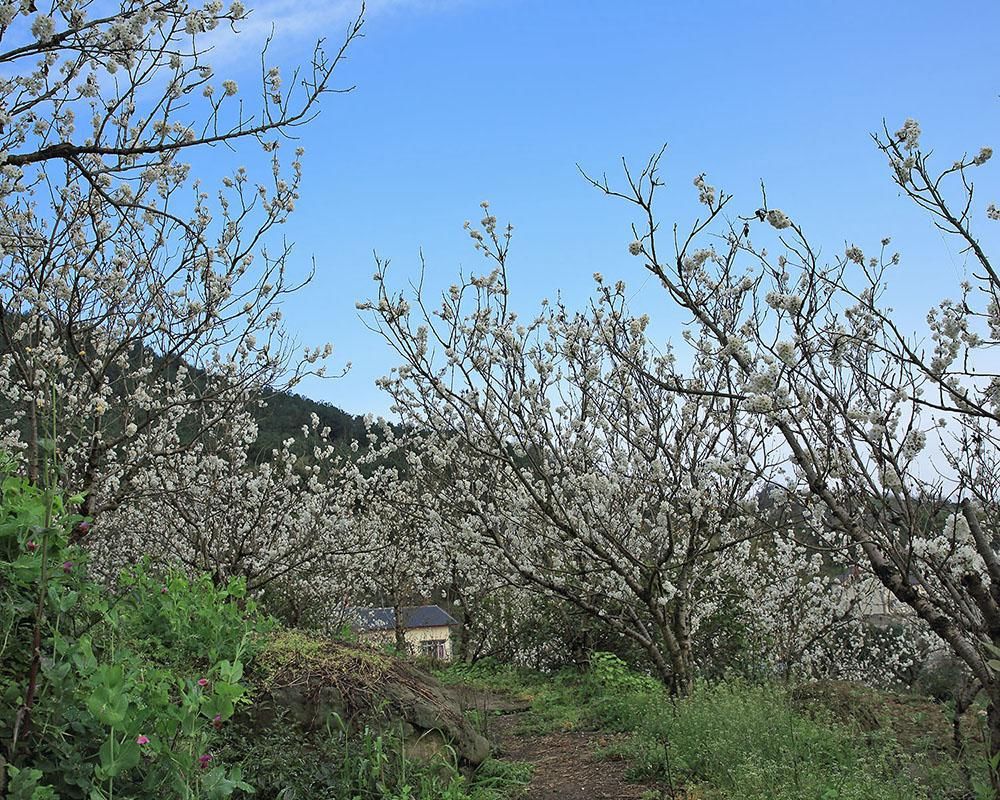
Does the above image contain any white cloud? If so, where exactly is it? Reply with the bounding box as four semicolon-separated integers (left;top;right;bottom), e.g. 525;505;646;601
206;0;478;67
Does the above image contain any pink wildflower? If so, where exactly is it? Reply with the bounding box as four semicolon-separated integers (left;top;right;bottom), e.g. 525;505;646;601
136;734;150;745
197;678;209;687
198;753;213;768
26;540;37;552
62;561;73;573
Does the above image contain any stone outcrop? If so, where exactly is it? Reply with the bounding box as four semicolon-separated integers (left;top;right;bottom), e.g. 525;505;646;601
247;630;490;767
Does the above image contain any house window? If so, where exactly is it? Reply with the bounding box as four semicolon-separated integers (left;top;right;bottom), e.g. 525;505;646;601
419;639;447;659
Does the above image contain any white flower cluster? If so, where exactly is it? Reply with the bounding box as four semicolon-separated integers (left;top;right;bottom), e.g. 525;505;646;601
693;173;715;207
911;511;987;584
896;118;921;150
900;429;926;461
766;209;792;230
765;291;803;312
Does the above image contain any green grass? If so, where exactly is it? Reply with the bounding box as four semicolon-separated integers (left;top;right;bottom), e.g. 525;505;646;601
434;658;548;696
439;654;985;799
466;759;533;800
220;708;531;800
590;680;927;799
792;681;991;799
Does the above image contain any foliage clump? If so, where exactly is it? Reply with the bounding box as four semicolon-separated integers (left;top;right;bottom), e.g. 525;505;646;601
0;466;267;798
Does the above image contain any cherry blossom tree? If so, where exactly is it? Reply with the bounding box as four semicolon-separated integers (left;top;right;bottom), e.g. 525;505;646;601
0;0;378;629
345;463;453;650
0;0;364;521
586;123;1000;787
94;409;379;615
363;224;780;693
714;536;921;685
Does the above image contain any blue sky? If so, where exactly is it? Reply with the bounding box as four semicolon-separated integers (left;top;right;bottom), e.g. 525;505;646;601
222;0;1000;415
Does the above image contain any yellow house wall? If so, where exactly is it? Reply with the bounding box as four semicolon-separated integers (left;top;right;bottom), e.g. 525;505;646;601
358;625;454;660
403;625;454;660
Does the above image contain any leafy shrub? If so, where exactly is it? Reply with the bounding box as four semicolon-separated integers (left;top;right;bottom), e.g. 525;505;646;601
435;658;543;696
115;568;273;669
588;651;662;696
0;468;264;799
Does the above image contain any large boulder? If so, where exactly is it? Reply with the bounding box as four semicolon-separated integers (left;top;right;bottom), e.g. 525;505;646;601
247;630;490;767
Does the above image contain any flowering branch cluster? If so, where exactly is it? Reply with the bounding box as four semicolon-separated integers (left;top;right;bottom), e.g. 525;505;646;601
363;219;790;693
93;409;383;614
0;1;364;542
0;1;379;630
584;121;1000;780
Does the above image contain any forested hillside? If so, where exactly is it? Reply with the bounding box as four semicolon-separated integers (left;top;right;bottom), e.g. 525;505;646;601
250;388;367;460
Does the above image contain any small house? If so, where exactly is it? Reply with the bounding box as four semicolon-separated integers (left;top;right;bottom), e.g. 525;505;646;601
349;605;459;660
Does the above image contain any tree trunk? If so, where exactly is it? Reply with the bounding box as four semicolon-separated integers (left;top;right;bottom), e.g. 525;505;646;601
674;615;693;696
670;647;693;696
455;597;475;662
650;620;693;696
447;573;475;663
393;599;407;655
953;688;975;799
655;599;694;696
987;694;1000;799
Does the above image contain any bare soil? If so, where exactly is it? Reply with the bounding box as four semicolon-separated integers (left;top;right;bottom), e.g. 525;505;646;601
488;711;652;800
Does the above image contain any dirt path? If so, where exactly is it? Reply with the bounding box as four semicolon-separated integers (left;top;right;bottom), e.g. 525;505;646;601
488;711;650;800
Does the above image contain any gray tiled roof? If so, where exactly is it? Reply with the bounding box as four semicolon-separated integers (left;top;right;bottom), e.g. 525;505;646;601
349;604;458;631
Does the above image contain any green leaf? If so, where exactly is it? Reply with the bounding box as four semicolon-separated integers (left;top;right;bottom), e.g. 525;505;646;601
201;694;235;722
87;685;129;727
59;589;79;612
41;659;71;685
72;638;98;673
101;664;125;691
6;765;58;800
218;659;243;683
97;737;140;777
115;740;140;773
213;680;245;702
200;765;251;799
